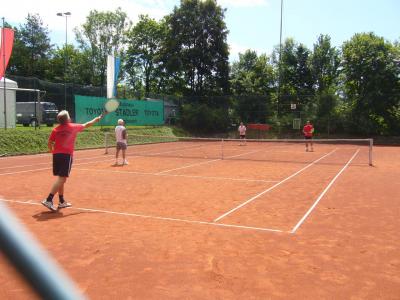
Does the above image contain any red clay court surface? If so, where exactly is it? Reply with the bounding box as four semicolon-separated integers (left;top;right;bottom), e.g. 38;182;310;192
0;141;399;299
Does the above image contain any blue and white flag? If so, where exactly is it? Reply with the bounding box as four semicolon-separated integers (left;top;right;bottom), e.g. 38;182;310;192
107;55;121;99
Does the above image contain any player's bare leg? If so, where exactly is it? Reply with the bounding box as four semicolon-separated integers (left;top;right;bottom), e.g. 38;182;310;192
115;148;120;165
122;149;128;165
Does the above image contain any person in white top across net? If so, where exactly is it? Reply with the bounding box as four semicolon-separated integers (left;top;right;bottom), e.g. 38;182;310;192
114;119;128;166
238;122;247;145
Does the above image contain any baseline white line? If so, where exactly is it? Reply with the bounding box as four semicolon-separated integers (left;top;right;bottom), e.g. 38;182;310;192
0;154;111;171
0;147;105;160
0;198;285;233
0;158;116;176
0;143;208;174
290;149;360;234
0;167;52;176
213;149;338;222
75;167;279;183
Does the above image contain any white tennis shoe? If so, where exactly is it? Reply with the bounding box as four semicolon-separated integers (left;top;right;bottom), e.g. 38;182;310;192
58;202;72;210
41;200;57;212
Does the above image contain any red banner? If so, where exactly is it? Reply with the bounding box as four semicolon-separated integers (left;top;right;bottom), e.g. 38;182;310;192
0;28;15;79
247;123;271;131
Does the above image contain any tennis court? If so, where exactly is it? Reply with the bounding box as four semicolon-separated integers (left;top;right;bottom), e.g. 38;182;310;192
0;138;399;299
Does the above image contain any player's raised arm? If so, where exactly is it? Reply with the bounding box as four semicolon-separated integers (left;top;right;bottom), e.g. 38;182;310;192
83;113;106;129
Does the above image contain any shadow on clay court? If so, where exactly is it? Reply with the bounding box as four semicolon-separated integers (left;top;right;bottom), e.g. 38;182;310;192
32;210;91;221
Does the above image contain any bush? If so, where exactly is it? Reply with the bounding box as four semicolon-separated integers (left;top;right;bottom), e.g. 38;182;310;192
180;103;230;134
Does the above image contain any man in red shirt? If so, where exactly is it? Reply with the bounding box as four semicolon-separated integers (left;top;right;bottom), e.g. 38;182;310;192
41;110;105;211
302;120;314;152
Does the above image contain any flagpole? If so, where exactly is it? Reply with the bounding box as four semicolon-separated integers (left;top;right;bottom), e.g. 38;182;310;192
2;17;7;130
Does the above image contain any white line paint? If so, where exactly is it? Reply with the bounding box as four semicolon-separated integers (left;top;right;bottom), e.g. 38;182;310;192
0;158;116;176
0;147;104;160
0;198;285;233
0;143;222;176
133;143;217;157
290;149;360;234
0;167;53;176
156;158;221;174
0;154;111;171
75;167;279;183
213;149;338;222
156;149;271;175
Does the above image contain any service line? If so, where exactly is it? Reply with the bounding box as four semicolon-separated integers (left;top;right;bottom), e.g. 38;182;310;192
213;149;338;222
290;149;360;233
75;167;278;183
0;198;285;234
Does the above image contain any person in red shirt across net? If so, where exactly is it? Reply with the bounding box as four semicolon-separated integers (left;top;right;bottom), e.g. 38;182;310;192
302;120;314;152
41;110;105;211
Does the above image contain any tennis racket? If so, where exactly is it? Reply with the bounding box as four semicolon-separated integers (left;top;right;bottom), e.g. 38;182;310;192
104;99;120;113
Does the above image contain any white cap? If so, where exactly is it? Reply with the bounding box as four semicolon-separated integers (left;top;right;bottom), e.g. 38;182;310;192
118;119;124;125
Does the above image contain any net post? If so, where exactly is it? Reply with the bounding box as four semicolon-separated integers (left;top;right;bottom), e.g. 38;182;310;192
369;138;373;166
104;132;109;154
221;139;224;160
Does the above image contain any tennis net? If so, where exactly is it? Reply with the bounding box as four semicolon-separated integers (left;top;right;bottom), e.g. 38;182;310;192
104;133;373;166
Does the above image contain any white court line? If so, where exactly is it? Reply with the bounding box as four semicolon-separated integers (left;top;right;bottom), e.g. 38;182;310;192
0;154;111;171
131;142;218;157
290;149;360;234
0;144;216;176
0;198;285;233
0;147;104;160
0;158;116;176
156;148;274;175
213;149;338;222
75;167;279;183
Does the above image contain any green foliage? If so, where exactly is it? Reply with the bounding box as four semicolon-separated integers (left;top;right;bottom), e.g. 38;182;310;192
274;38;314;115
342;32;400;134
125;15;167;97
164;0;230;96
311;34;340;93
230;50;275;124
0;126;176;156
8;14;53;79
230;50;274;95
74;8;130;86
314;91;339;134
180;103;230;133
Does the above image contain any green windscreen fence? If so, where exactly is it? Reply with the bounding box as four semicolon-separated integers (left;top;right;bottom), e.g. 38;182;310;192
74;95;164;126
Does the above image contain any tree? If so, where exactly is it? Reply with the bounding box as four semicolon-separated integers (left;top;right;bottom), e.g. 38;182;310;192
164;0;230;98
48;45;93;85
311;34;340;94
125;15;167;98
310;35;340;133
8;14;53;79
275;38;314;115
341;32;400;134
230;50;275;123
75;8;130;88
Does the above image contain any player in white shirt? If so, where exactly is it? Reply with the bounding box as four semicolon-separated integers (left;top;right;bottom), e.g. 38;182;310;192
114;119;128;166
238;122;247;145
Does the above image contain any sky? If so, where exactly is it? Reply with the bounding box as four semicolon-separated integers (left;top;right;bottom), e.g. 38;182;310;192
2;0;399;61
